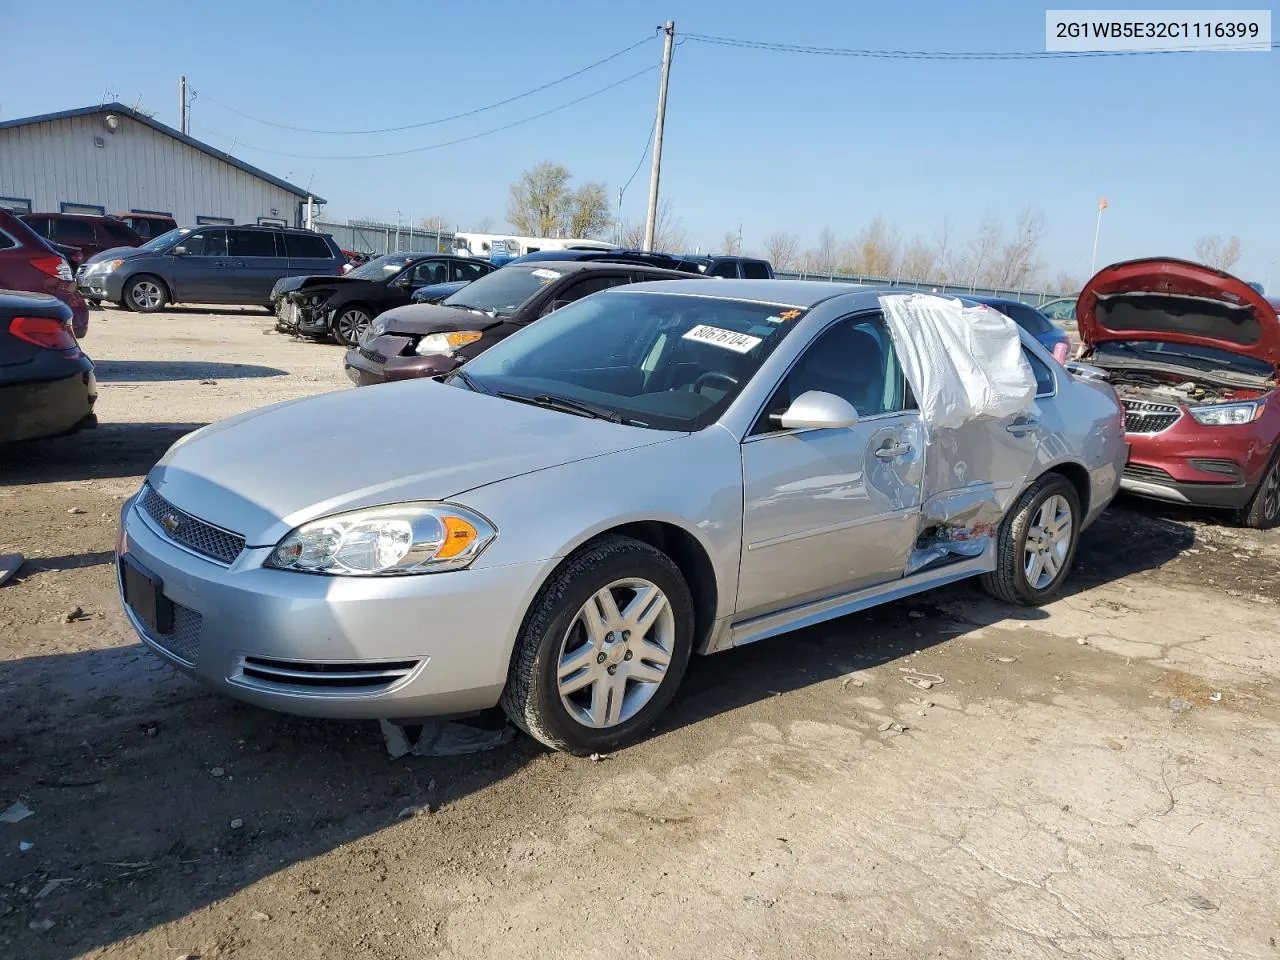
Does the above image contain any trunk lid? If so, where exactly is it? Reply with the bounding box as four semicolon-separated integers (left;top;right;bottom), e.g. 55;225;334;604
1078;258;1280;369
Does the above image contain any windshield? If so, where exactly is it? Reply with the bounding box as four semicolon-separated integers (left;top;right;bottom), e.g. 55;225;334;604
346;254;410;280
1095;340;1274;378
141;227;188;251
455;290;804;430
443;265;563;315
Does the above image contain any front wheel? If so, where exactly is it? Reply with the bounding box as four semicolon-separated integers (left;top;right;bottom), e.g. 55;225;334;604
331;306;372;347
501;536;695;755
1239;449;1280;530
980;474;1081;605
124;275;168;313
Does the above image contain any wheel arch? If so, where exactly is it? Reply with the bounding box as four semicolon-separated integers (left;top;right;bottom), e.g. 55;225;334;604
1039;460;1091;518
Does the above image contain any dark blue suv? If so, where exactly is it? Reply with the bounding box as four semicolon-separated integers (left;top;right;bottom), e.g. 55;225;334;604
76;225;345;312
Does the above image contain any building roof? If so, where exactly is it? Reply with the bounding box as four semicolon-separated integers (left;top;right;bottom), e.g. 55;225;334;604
0;102;325;204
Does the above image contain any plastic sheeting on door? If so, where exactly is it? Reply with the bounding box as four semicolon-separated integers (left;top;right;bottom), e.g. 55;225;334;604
879;294;1037;430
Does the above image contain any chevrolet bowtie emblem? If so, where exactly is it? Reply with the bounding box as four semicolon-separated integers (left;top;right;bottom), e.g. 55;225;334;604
160;513;181;536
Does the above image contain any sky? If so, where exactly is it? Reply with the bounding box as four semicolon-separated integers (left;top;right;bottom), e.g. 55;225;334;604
2;0;1277;286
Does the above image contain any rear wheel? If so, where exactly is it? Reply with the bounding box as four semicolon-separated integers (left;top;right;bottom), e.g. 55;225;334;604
1239;449;1280;530
501;536;694;755
124;275;168;313
980;474;1081;606
331;306;372;347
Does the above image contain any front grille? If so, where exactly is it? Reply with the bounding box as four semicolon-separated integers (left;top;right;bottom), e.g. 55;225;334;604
1123;463;1176;484
139;486;246;566
358;346;386;364
1121;399;1182;435
236;656;420;693
148;604;203;666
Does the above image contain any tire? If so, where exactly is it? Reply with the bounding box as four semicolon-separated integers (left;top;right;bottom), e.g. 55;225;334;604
980;473;1081;606
1238;447;1280;530
123;275;168;313
500;535;695;755
330;306;372;347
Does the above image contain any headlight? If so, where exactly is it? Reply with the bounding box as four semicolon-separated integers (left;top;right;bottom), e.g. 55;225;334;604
415;331;483;356
308;293;328;306
1188;400;1262;426
265;503;495;576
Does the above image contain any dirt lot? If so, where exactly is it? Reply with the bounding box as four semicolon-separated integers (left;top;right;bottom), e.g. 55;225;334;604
2;308;1278;960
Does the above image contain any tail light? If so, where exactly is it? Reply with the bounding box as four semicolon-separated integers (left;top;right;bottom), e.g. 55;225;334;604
31;254;74;282
9;316;79;352
1052;341;1070;364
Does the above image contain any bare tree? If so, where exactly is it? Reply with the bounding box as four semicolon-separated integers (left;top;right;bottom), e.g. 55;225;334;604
839;215;900;277
958;214;1004;289
1053;270;1082;296
620;198;688;252
934;218;955;282
471;216;495;233
418;216;451;233
721;229;743;256
898;237;938;282
1193;234;1243;271
802;226;839;275
989;208;1047;289
763;231;800;271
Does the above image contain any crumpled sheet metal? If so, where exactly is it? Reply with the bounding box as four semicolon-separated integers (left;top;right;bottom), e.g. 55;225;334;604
906;484;1005;575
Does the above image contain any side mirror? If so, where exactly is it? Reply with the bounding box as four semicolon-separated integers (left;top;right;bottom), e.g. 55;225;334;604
772;390;860;430
171;245;188;256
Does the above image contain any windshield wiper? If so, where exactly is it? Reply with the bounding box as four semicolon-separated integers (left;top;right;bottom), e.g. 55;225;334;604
450;369;489;394
498;391;625;423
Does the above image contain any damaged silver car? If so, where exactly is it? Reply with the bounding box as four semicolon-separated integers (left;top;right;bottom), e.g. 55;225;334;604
117;281;1126;755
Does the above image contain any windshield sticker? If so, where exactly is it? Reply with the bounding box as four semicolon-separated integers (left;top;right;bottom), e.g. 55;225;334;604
764;315;785;324
530;268;561;280
682;324;763;354
778;309;802;321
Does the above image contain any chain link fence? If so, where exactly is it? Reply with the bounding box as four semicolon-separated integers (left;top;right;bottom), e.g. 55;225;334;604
312;219;455;256
775;270;1063;306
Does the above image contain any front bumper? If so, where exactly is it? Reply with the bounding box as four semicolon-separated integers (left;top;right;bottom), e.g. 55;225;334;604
343;337;459;386
1119;418;1272;511
117;494;548;720
77;269;125;303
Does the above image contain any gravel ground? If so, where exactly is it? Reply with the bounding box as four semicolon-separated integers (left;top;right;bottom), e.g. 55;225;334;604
1;307;1278;960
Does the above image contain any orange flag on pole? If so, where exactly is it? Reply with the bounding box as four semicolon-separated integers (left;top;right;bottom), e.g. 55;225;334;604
1099;196;1109;211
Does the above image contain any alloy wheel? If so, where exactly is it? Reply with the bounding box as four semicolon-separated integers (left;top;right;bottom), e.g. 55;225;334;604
1023;494;1073;591
130;280;163;310
336;309;369;344
1262;462;1280;521
556;578;675;729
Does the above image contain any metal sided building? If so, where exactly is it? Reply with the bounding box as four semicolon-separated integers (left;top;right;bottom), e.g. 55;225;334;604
0;102;323;228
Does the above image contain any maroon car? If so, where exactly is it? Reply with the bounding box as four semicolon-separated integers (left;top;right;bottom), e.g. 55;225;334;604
344;261;693;385
111;212;178;241
1077;257;1280;528
20;213;141;260
0;209;90;338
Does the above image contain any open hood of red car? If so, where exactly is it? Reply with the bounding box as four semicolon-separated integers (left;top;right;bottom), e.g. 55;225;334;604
1078;258;1280;369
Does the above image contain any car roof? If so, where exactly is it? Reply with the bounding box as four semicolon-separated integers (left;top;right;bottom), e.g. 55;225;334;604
616;278;875;307
962;295;1031;309
509;259;691;278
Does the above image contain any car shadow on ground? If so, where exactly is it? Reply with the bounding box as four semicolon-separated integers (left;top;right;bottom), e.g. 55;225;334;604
95;305;273;317
0;505;1199;958
1;422;205;485
92;360;287;383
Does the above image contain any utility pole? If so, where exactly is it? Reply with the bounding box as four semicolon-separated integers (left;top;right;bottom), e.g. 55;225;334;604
643;21;675;253
179;76;188;135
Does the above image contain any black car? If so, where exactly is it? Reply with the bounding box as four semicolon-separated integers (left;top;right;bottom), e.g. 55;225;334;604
1;290;97;444
674;255;775;279
272;253;496;346
508;248;698;272
345;260;694;386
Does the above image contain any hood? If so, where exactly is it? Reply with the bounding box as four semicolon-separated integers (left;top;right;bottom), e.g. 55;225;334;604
84;245;145;265
271;273;362;298
411;280;469;303
1079;258;1280;368
147;379;667;545
375;302;504;336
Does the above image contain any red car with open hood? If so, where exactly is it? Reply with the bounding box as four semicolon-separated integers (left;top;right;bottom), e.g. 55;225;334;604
1077;257;1279;528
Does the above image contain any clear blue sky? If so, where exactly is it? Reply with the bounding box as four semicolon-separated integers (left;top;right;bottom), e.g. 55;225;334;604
2;0;1277;285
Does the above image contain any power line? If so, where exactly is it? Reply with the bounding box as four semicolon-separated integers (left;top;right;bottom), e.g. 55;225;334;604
194;34;657;135
620;115;657;201
684;31;1280;59
193;65;656;160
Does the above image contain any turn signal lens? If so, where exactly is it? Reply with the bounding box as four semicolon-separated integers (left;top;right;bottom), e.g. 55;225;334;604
436;515;480;559
415;330;484;356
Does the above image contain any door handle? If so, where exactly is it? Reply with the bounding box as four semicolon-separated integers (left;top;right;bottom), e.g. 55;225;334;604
1007;417;1041;435
874;441;912;460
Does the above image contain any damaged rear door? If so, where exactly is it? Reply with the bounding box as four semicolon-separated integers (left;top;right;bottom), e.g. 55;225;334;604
737;312;925;619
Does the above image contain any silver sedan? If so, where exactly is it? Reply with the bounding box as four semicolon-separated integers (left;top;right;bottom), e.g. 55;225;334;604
117;281;1126;754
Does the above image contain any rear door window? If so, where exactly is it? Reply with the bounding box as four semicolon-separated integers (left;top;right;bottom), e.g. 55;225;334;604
101;219;139;244
228;229;279;258
283;233;333;259
709;260;740;278
561;274;632;302
741;260;771;279
55;219;97;245
409;260;449;286
451;260;491;282
1022;348;1056;397
22;217;52;238
1003;302;1053;335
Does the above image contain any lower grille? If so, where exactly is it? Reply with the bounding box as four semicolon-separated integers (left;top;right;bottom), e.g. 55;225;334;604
358;346;386;364
1121;399;1182;435
236;656;420;693
139;486;245;565
1123;463;1176;484
144;603;203;666
1188;458;1242;479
